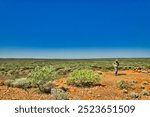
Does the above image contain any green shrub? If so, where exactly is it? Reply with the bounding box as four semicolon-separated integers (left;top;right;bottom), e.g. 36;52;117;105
4;79;14;87
4;78;31;88
27;66;58;86
37;81;55;94
3;66;59;88
51;88;68;100
116;79;128;89
11;78;31;88
67;69;100;87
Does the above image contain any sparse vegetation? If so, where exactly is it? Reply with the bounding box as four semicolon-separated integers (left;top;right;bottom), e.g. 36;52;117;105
0;58;150;100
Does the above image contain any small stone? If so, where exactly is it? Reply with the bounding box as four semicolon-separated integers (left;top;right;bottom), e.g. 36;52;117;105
122;89;128;94
130;80;138;84
140;85;145;89
60;85;69;92
125;96;129;100
96;71;102;75
141;81;149;85
69;88;75;92
97;94;101;97
141;90;150;96
130;92;139;99
88;91;92;94
141;70;149;74
72;96;80;100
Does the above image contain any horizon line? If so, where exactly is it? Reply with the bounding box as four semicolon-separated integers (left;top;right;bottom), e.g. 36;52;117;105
0;57;150;60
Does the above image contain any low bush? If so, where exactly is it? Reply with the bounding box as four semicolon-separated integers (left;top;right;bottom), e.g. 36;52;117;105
56;69;68;75
37;81;55;94
11;78;31;88
67;69;100;87
4;79;14;87
116;79;128;89
4;78;31;89
51;88;68;100
3;66;59;88
27;66;58;86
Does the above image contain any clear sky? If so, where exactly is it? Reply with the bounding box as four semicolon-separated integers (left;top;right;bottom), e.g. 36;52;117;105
0;0;150;58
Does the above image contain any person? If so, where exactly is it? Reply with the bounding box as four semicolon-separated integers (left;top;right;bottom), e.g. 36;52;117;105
113;59;119;76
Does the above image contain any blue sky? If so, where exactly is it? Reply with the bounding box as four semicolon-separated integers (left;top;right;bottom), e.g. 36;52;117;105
0;0;150;58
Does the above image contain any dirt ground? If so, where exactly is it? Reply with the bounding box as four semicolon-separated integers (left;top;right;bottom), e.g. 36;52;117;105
0;70;150;100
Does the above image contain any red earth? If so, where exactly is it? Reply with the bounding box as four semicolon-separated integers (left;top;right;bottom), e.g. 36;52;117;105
0;70;150;100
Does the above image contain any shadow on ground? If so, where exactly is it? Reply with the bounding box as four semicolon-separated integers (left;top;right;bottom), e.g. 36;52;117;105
117;73;126;76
